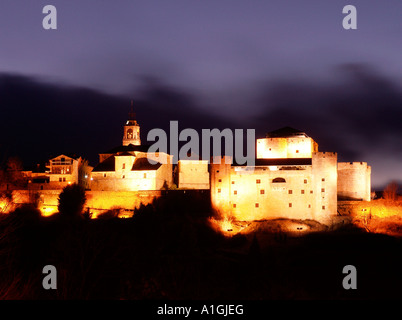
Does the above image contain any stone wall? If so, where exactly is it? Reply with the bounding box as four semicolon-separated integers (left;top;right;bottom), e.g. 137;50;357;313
10;189;210;218
256;136;318;159
11;189;162;217
178;160;209;189
210;152;339;224
312;152;338;223
338;162;371;201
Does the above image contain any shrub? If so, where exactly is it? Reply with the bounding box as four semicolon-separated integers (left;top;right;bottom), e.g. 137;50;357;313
57;184;86;218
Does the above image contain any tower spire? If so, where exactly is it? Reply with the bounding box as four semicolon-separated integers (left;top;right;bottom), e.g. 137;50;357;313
128;100;136;120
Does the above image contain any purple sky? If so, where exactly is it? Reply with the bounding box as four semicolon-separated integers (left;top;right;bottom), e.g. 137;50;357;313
0;1;401;188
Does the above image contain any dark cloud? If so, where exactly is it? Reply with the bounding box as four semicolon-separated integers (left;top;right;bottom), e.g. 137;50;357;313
252;64;402;162
0;73;237;167
1;66;401;188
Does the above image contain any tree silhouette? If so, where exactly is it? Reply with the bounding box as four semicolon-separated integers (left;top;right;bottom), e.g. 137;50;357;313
384;181;398;202
58;184;86;218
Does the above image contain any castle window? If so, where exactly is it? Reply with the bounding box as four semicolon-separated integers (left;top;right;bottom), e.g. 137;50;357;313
321;188;325;193
308;204;311;208
272;177;286;183
122;175;125;179
127;128;133;139
301;190;305;194
310;190;313;194
122;163;125;169
233;204;236;208
289;203;292;208
232;181;235;184
322;205;325;210
288;190;292;194
304;179;307;184
322;178;325;182
104;173;106;178
256;179;261;184
296;150;299;153
234;190;237;195
218;189;221;193
63;177;66;182
218;179;222;182
269;148;271;151
59;178;62;182
144;173;147;178
255;203;259;208
260;189;265;194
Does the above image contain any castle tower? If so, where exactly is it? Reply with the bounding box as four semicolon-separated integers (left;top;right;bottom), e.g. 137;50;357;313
311;152;338;223
122;101;141;146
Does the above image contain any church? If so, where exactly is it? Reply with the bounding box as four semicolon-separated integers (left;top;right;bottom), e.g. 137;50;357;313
90;107;174;191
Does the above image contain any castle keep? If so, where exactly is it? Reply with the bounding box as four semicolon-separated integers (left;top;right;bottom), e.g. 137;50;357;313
210;127;370;224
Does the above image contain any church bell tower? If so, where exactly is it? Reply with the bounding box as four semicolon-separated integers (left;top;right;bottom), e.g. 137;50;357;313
122;101;141;146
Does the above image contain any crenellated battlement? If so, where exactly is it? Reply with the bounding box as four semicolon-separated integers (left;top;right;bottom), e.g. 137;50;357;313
314;151;337;156
338;161;369;168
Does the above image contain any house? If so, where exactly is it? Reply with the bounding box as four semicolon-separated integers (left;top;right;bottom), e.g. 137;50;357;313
24;154;92;190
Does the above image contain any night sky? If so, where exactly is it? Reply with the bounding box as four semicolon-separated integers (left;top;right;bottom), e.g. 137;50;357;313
0;1;401;189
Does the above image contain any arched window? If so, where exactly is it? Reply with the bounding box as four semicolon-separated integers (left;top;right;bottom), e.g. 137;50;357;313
272;177;286;183
127;128;133;139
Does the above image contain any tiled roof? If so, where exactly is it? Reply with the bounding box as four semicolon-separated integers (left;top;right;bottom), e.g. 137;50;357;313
232;158;312;167
92;155;163;172
102;144;150;154
266;127;308;138
131;157;162;171
92;156;115;172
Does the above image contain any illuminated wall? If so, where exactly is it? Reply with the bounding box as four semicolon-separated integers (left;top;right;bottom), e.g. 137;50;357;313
256;136;318;159
311;152;338;222
85;190;160;214
90;153;173;191
210;156;233;216
12;190;60;216
91;170;157;191
338;162;371;201
178;160;209;189
210;152;338;224
11;189;161;217
212;164;316;221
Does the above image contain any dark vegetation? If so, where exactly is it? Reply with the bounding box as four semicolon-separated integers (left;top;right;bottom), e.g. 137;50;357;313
1;187;402;300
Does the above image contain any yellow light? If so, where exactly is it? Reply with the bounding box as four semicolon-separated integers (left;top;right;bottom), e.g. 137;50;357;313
221;217;234;232
41;206;58;217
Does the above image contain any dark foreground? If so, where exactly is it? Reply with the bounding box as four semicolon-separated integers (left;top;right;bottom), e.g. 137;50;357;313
1;194;401;300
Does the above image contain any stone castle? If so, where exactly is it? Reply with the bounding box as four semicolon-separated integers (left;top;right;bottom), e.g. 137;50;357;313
19;109;371;223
